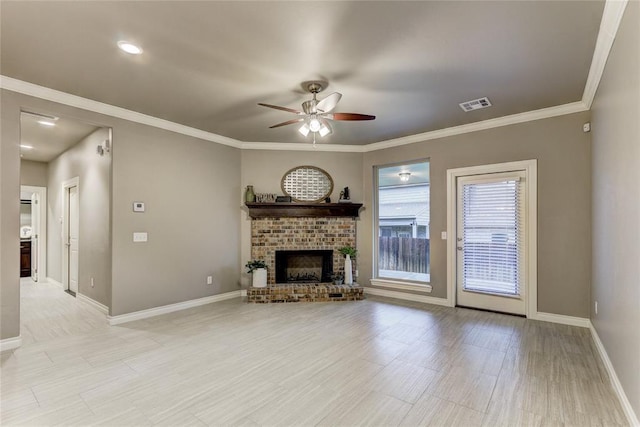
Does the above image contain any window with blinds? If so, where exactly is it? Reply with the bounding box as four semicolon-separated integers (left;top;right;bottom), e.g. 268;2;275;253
461;177;524;296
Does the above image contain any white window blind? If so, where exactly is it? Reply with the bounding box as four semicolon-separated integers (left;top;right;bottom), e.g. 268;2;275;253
461;178;524;296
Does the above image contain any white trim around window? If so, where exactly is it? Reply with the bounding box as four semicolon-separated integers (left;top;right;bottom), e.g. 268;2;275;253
370;279;433;293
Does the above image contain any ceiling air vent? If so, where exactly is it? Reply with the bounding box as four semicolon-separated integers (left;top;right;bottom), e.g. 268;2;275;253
459;97;492;112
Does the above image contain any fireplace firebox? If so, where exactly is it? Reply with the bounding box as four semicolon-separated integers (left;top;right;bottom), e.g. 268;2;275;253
275;250;333;284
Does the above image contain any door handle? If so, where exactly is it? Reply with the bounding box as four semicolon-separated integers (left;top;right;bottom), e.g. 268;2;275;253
457;246;463;251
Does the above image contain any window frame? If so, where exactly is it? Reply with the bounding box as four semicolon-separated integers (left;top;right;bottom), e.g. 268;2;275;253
372;159;432;293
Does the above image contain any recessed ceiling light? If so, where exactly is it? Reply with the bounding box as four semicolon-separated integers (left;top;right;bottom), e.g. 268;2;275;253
117;41;143;55
20;144;34;150
37;120;56;127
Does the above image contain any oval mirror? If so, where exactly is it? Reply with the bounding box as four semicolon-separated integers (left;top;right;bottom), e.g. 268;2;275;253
281;165;334;202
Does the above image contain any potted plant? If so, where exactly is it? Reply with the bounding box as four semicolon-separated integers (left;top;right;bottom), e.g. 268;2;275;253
338;246;357;258
245;260;267;288
338;246;357;285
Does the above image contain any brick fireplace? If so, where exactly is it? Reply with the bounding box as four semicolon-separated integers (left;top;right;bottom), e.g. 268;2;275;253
250;217;357;285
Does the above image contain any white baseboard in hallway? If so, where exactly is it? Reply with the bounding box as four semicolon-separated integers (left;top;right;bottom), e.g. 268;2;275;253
0;335;22;352
45;277;64;289
77;293;109;315
107;290;243;325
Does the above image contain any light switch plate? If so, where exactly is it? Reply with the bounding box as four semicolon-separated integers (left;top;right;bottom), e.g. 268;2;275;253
133;232;148;242
133;202;145;212
441;231;447;240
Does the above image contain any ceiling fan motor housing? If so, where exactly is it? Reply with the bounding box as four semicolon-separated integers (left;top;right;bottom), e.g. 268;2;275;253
302;100;317;114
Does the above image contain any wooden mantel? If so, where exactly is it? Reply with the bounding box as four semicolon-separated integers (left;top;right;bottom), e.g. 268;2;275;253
245;202;363;219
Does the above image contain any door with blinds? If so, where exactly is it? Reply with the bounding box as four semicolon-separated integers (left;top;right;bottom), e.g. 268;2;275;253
456;171;526;315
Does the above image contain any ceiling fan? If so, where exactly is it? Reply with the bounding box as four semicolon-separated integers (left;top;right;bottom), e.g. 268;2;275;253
258;81;375;141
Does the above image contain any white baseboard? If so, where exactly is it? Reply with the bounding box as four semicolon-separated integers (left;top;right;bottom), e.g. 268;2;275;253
530;311;591;328
107;290;243;325
77;293;109;315
0;335;22;352
590;322;640;426
364;287;451;307
46;277;64;289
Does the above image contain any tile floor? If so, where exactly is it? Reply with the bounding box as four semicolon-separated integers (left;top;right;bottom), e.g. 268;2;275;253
0;279;628;426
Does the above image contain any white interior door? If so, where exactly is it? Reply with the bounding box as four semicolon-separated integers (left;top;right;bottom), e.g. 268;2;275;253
455;171;526;315
31;192;39;281
67;185;79;294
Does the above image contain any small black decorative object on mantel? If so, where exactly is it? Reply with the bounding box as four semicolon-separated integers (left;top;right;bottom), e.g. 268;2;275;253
339;187;351;203
276;196;292;203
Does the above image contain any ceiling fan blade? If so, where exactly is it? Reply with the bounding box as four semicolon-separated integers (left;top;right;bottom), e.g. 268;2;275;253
269;118;305;128
258;103;304;115
316;92;342;113
328;113;376;121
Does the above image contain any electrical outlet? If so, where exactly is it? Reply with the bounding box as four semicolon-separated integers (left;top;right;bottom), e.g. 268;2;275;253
355;269;359;278
91;277;95;288
207;276;213;285
595;301;598;315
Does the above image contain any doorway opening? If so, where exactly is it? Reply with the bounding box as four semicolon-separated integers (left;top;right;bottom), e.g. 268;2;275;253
20;186;47;282
18;110;112;338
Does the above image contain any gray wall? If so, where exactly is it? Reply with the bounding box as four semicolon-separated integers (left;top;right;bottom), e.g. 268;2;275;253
239;149;363;286
362;112;592;318
47;128;111;307
110;122;241;316
20;160;48;187
1;92;21;340
591;1;639;418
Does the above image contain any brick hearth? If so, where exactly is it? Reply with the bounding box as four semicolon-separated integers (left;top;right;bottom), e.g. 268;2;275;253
247;284;364;303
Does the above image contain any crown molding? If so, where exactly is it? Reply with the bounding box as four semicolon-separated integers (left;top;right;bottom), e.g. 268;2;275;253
240;141;365;152
0;0;625;153
0;75;243;149
361;101;589;153
582;0;628;109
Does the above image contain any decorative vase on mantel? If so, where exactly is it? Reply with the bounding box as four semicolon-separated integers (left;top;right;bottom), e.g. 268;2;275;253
344;254;353;285
245;185;255;203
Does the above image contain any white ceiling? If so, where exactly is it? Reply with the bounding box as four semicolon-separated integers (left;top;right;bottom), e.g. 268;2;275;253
20;113;100;162
1;1;605;146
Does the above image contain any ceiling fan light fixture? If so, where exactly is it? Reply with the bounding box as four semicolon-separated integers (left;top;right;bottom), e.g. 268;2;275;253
298;123;310;136
309;117;322;133
319;124;331;137
399;172;411;182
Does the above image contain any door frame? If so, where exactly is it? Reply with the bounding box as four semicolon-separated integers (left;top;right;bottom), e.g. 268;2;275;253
62;177;79;292
21;185;47;282
446;160;537;317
